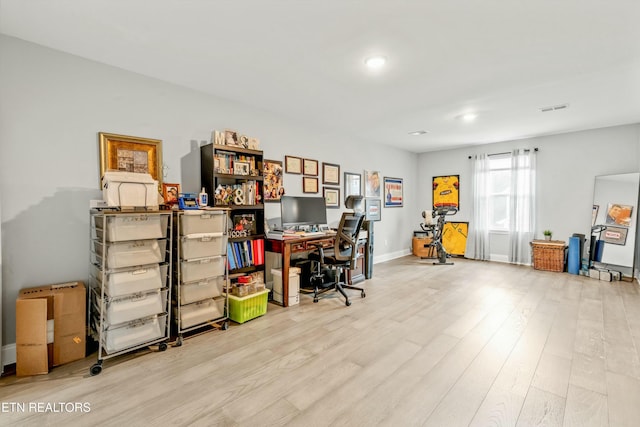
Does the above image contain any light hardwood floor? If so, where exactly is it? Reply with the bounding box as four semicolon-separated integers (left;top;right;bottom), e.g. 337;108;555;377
2;257;640;426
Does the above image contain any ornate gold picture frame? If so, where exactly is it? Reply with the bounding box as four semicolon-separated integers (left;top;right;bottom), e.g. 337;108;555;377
99;132;163;189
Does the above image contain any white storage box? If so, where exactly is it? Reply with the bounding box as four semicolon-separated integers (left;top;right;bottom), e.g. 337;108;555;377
95;214;168;242
98;289;167;326
180;210;226;235
271;267;301;306
180;256;225;283
94;239;166;269
102;171;159;208
92;263;167;297
180;276;225;305
104;315;166;353
180;233;227;259
179;298;225;329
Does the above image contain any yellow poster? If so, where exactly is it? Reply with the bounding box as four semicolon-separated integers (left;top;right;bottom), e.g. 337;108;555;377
442;222;468;256
432;175;459;208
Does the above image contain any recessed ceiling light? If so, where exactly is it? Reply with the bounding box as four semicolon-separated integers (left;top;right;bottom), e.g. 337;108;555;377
461;113;478;122
408;130;429;136
365;56;387;69
540;103;569;112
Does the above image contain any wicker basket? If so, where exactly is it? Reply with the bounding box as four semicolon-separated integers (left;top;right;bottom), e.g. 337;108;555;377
531;240;566;272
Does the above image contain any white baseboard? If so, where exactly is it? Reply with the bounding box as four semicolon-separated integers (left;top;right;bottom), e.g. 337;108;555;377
490;254;509;263
374;249;410;264
2;343;16;368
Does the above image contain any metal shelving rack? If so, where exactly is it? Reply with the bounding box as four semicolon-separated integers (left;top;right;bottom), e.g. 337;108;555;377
173;209;229;346
88;209;172;375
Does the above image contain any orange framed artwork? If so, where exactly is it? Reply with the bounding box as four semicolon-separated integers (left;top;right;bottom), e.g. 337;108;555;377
98;132;163;189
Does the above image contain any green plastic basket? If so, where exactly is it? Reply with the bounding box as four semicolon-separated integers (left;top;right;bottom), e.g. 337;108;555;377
227;289;269;323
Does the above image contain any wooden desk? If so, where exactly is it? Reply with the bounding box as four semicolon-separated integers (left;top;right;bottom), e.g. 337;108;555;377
266;233;366;307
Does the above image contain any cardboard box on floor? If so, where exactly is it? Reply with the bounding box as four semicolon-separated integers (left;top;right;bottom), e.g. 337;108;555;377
16;281;86;376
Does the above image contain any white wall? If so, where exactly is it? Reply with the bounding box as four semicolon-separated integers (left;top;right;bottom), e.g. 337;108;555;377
418;124;640;261
0;35;417;350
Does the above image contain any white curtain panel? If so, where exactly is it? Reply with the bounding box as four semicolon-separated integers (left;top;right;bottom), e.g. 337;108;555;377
468;154;491;260
508;149;537;264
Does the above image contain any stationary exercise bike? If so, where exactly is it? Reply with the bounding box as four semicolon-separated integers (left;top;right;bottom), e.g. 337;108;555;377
421;206;458;265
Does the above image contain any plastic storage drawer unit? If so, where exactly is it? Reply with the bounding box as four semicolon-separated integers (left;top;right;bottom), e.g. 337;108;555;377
179;233;227;259
103;315;166;353
180;256;225;283
179;210;226;235
95;239;167;269
92;263;167;297
179;276;225;305
95;214;169;242
179;298;225;329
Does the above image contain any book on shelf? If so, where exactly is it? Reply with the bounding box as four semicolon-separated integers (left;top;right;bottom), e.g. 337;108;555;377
228;238;265;270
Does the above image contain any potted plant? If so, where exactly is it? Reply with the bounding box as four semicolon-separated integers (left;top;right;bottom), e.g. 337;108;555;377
543;230;552;241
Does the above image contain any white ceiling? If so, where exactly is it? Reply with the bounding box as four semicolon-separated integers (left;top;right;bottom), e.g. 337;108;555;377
1;0;640;153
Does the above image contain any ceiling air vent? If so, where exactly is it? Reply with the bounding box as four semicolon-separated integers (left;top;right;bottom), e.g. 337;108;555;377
540;103;569;113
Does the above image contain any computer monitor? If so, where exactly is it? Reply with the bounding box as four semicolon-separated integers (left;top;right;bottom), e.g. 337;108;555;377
280;196;327;229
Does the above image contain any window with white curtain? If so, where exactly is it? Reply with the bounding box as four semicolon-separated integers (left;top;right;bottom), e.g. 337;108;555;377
488;155;511;231
470;149;536;264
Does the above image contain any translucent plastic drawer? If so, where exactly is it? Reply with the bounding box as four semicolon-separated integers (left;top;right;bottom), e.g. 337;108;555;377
180;256;225;283
95;214;169;242
180;233;227;259
180;210;226;235
96;289;167;326
178;298;225;329
94;239;167;269
92;263;167;297
180;276;225;305
103;315;166;354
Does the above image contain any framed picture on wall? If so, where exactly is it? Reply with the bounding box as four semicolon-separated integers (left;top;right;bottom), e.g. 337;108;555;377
433;175;459;209
285;155;302;174
323;187;340;208
303;176;318;193
322;162;340;185
365;198;381;221
263;159;283;202
603;225;628;245
383;177;403;207
605;203;633;227
364;170;381;198
344;172;361;202
303;158;318;176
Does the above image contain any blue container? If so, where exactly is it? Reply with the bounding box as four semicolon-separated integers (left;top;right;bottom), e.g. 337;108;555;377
568;236;580;275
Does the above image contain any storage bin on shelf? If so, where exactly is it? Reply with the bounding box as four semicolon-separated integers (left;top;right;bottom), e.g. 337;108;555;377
102;314;167;354
179;276;225;305
94;239;167;269
179;233;227;259
91;263;168;297
177;298;225;329
227;289;270;324
95;214;169;241
93;288;167;326
179;255;226;283
531;240;566;272
179;210;226;235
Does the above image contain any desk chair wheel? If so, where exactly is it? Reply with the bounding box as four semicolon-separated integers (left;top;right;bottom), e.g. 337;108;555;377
361;290;366;298
345;299;351;306
313;297;319;303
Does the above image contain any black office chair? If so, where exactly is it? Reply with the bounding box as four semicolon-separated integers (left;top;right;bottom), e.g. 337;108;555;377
308;203;366;306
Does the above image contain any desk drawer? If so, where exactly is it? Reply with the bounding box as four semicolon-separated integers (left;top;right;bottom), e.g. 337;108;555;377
291;242;306;252
310;238;334;249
